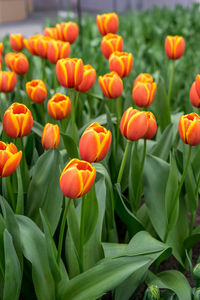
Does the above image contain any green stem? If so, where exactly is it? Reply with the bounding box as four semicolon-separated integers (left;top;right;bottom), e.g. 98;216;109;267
15;167;24;214
69;90;77;142
167;60;175;108
54;64;58;90
5;176;15;209
42;58;46;82
117;140;132;184
116;97;122;146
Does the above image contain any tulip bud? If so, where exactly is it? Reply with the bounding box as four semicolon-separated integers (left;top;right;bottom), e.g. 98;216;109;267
5;52;29;75
145;285;160;300
60;158;96;199
132;73;157;107
47;40;70;64
43;27;58;40
0;71;17;93
26;80;47;104
0;141;22;177
47;93;71;120
79;122;112;163
101;33;123;59
165;35;185;60
76;64;96;92
96;13;119;36
56;22;79;44
41;123;60;150
98;71;123;98
178;113;200;146
0;42;4;54
9;33;24;52
56;58;84;88
109;51;133;78
3;103;33;138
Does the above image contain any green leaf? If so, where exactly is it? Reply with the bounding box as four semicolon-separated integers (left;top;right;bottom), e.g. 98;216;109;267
32;120;44;137
60;132;79;158
15;167;24;215
129;142;141;211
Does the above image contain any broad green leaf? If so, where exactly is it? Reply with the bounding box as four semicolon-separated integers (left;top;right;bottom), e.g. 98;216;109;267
0;214;5;278
32;120;44;137
60;132;79;158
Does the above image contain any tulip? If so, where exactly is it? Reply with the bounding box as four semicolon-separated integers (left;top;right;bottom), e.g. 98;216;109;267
43;27;58;40
3;103;33;138
132;73;157;107
76;64;96;92
36;36;52;58
47;40;70;64
47;93;71;120
26;80;47;104
60;158;96;199
96;13;119;36
178;113;200;146
56;58;84;88
41;123;60;150
165;35;185;60
0;42;3;54
24;34;41;56
190;75;200;107
79;122;112;163
0;141;22;177
5;52;29;75
143;111;157;139
0;71;17;93
99;71;123;98
56;22;79;44
109;51;133;77
101;33;123;59
9;33;24;52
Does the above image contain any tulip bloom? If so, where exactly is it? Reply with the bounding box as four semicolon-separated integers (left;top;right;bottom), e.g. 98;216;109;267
96;13;119;36
190;75;200;107
24;34;41;56
109;51;133;78
0;142;22;177
41;123;60;150
178;113;200;146
120;107;157;141
56;58;84;88
60;158;96;199
99;71;123;98
47;93;71;120
43;27;58;40
56;22;79;44
47;40;70;64
0;42;3;54
132;73;157;107
0;71;17;93
36;36;52;58
165;35;185;60
101;33;123;59
26;80;47;104
9;33;24;52
79;122;112;163
76;64;96;92
5;52;29;75
3;103;33;138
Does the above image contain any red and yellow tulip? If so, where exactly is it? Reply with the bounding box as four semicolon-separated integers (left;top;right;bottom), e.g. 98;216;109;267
96;13;119;36
5;52;29;75
41;123;60;150
47;40;70;64
101;33;123;59
178;113;200;146
0;142;22;177
47;93;71;120
109;51;133;77
98;71;123;98
9;33;24;52
0;71;17;93
165;35;185;60
76;64;96;92
26;80;47;104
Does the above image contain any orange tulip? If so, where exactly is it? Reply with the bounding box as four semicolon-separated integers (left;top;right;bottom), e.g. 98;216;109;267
26;80;47;104
24;34;41;56
36;36;52;58
9;33;24;52
76;64;96;92
56;58;84;88
165;35;185;60
60;158;96;199
56;22;79;44
47;93;71;120
47;40;70;64
0;42;3;54
190;75;200;107
0;141;22;177
41;123;60;150
98;71;123;98
109;51;133;78
43;27;58;40
3;103;33;138
101;33;123;59
5;52;29;75
96;13;119;36
143;111;158;139
0;71;17;93
79;122;112;163
178;113;200;146
132;73;157;107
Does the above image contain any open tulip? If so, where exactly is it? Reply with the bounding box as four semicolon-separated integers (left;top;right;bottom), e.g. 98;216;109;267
43;27;58;40
9;33;24;52
3;103;33;138
96;13;119;36
26;80;47;104
109;51;133;77
178;113;200;146
101;33;123;59
79;122;112;162
5;52;29;75
0;71;17;93
165;35;185;60
0;141;22;177
47;40;70;64
190;75;200;107
41;123;60;150
47;93;71;120
60;158;96;199
99;71;123;98
56;22;79;44
76;64;96;92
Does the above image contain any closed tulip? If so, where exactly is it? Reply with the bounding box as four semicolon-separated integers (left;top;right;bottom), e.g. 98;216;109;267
41;123;60;150
99;71;123;98
178;113;200;146
96;13;119;36
36;36;52;58
165;35;185;60
60;158;96;199
47;40;70;64
109;51;133;77
79;122;112;162
47;93;71;120
5;52;29;75
0;71;17;93
101;33;123;59
76;64;96;92
0;141;22;177
9;33;24;52
26;80;47;104
132;73;157;107
56;58;84;88
56;22;79;44
3;103;33;138
0;42;3;54
43;27;58;40
190;75;200;107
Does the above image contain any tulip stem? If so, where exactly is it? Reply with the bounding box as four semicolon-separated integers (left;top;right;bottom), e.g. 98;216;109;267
117;140;132;184
167;60;175;109
69;90;77;142
42;58;46;82
15;166;24;214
